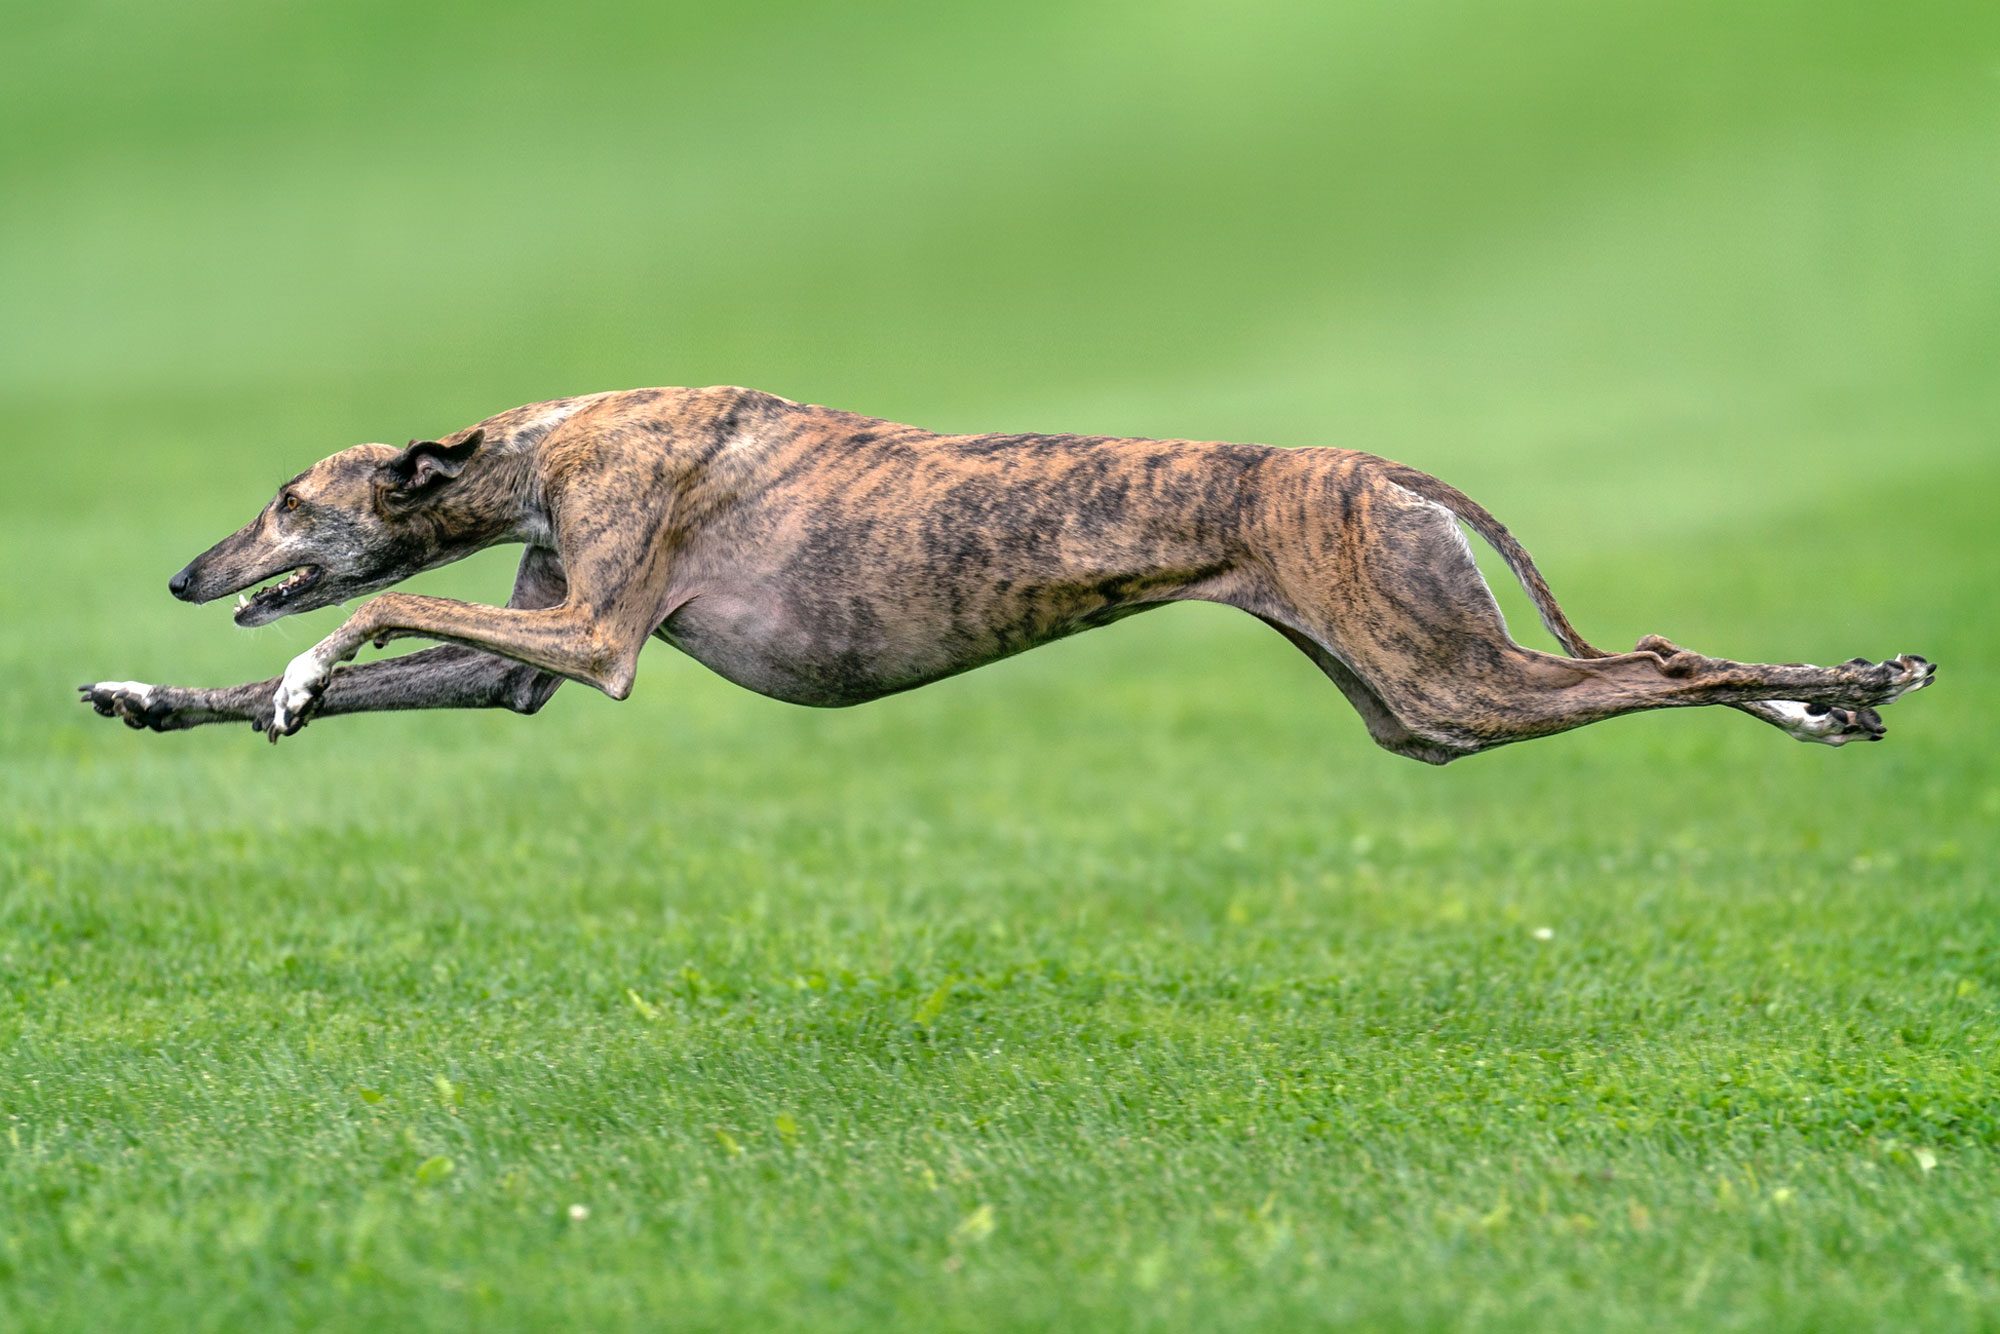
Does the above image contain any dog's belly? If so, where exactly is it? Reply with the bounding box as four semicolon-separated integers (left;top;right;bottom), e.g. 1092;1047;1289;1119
655;582;1174;708
652;590;904;707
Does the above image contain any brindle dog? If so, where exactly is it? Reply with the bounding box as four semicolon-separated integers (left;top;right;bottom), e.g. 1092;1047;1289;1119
82;387;1935;763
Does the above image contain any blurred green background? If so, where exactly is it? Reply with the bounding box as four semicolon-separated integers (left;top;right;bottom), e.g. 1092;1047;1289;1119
5;2;1998;1329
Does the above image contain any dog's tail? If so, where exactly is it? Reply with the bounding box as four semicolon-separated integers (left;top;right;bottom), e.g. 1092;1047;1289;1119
1376;461;1609;660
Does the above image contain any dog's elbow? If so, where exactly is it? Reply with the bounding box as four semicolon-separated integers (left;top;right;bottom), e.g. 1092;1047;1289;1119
573;628;639;700
591;649;638;701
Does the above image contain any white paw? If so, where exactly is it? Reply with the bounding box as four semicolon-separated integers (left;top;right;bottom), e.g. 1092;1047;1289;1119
1763;700;1885;747
91;681;158;708
269;652;331;741
80;680;166;729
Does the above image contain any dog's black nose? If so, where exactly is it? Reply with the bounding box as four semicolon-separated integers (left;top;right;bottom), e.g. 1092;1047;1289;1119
168;568;194;600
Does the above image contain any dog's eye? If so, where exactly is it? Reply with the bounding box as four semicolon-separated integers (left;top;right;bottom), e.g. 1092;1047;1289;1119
283;493;301;512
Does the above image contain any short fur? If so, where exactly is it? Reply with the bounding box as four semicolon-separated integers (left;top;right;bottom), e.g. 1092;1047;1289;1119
84;387;1935;761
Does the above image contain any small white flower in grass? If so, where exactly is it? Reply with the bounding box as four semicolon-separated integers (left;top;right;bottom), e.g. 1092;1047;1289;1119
568;1203;590;1222
1531;927;1555;941
951;1203;996;1246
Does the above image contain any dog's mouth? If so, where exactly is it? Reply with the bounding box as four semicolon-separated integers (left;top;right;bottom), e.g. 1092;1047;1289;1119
232;566;323;624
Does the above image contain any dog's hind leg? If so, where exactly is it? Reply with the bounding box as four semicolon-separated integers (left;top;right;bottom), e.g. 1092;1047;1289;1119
1253;465;1935;762
83;549;569;733
1254;616;1464;764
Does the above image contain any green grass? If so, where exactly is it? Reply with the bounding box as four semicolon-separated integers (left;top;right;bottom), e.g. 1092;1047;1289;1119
5;1;1999;1328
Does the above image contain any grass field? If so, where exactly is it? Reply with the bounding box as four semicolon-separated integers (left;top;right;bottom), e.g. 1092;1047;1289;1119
6;2;1999;1329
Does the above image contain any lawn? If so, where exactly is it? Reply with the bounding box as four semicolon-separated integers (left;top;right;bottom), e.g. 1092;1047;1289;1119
4;2;1998;1329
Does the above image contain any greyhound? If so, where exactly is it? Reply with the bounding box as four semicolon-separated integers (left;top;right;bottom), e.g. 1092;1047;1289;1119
81;386;1935;763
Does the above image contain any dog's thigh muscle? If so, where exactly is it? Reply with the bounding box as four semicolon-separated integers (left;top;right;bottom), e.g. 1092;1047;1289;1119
1253;614;1463;764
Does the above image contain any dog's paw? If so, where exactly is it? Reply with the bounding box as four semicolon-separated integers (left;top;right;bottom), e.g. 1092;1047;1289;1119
79;681;176;732
1883;653;1937;702
1766;700;1887;747
268;653;330;743
1833;653;1937;708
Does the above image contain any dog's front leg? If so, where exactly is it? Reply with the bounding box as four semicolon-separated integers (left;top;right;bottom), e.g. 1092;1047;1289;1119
86;548;573;735
270;593;652;740
268;458;676;740
84;647;562;733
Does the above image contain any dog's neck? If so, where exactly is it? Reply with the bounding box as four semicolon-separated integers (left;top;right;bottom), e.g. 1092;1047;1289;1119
418;435;550;554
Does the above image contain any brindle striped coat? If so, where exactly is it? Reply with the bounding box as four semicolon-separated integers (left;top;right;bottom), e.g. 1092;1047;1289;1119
85;387;1935;762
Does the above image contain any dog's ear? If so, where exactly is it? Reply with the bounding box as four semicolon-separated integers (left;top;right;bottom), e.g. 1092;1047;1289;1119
383;429;484;494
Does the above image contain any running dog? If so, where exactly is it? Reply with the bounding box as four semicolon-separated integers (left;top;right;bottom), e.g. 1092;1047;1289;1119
81;387;1936;763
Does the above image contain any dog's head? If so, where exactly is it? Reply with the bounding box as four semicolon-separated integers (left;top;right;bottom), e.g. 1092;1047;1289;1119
169;430;489;626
